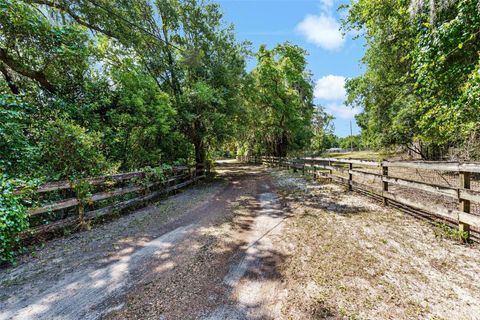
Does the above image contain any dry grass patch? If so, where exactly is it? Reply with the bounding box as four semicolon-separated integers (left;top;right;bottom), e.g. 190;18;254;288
271;169;480;320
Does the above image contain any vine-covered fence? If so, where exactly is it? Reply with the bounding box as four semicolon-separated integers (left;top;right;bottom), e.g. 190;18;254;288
247;156;480;241
16;164;207;243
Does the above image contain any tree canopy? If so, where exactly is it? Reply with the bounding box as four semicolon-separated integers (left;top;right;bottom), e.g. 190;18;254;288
0;0;327;181
343;0;480;159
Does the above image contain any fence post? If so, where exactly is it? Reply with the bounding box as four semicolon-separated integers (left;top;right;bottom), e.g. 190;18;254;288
348;162;353;191
459;171;471;241
382;161;388;205
328;160;332;182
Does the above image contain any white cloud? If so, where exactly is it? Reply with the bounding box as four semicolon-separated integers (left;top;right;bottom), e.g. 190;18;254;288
296;0;345;51
315;74;360;119
314;75;346;100
295;13;345;50
325;103;361;120
320;0;335;10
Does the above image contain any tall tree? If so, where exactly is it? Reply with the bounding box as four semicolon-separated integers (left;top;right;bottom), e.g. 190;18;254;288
344;0;480;159
243;43;315;157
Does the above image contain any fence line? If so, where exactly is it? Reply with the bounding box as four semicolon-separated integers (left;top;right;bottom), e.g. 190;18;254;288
248;156;480;241
18;164;207;243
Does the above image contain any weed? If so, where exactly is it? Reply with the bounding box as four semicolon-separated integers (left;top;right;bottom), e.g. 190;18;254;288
434;223;469;242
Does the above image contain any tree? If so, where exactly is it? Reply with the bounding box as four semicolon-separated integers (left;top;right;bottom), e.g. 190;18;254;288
0;0;249;173
150;0;249;165
243;43;315;157
311;107;335;152
343;0;418;151
343;0;480;159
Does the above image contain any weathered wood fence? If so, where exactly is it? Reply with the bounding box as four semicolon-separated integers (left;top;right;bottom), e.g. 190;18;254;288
16;164;207;242
249;156;480;241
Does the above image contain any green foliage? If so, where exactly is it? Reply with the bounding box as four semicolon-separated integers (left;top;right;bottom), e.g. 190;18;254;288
241;43;315;157
337;135;363;150
103;60;177;169
0;0;92;95
434;223;469;242
71;179;93;207
0;0;249;170
0;0;331;262
0;95;36;176
143;165;172;184
311;108;335;152
344;0;480;159
0;175;29;265
39;117;108;180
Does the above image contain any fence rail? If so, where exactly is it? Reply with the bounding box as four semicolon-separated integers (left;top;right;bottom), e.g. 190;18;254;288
18;164;207;242
248;156;480;240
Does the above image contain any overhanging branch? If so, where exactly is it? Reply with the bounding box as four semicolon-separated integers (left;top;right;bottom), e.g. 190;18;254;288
0;48;57;94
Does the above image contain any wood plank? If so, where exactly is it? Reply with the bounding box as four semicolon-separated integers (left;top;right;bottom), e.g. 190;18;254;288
459;163;480;173
87;188;168;220
459;189;480;203
313;164;348;174
312;168;480;230
459;212;480;228
383;176;458;198
350;170;479;203
29;184;154;216
23;171;145;194
382;192;460;222
28;173;193;216
309;157;380;167
166;173;190;183
383;161;480;173
382;161;459;171
459;172;472;239
17;166;193;195
91;185;145;202
29;198;79;216
24;177;202;240
348;163;353;191
350;170;382;180
88;178;198;220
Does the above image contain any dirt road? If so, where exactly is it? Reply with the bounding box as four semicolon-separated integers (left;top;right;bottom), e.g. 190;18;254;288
0;161;289;320
2;160;480;320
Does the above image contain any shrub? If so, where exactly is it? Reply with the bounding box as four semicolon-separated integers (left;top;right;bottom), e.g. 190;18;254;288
0;95;37;177
40;117;109;180
0;175;29;265
39;117;110;227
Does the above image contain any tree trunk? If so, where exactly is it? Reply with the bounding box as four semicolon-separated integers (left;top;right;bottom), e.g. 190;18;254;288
273;131;288;157
194;139;206;176
78;202;86;227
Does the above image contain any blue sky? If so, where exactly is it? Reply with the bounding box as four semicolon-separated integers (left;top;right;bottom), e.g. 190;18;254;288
218;0;365;137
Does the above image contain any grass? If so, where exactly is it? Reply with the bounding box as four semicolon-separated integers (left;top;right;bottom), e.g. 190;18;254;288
433;222;470;242
323;150;401;161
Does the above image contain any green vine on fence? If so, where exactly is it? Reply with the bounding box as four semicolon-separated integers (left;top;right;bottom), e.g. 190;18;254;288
133;164;176;193
71;179;94;229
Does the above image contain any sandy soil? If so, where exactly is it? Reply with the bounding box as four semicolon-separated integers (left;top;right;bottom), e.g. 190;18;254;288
271;169;480;320
1;161;480;320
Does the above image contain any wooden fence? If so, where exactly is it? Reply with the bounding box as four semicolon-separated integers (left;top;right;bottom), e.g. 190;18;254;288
16;164;207;243
249;156;480;241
